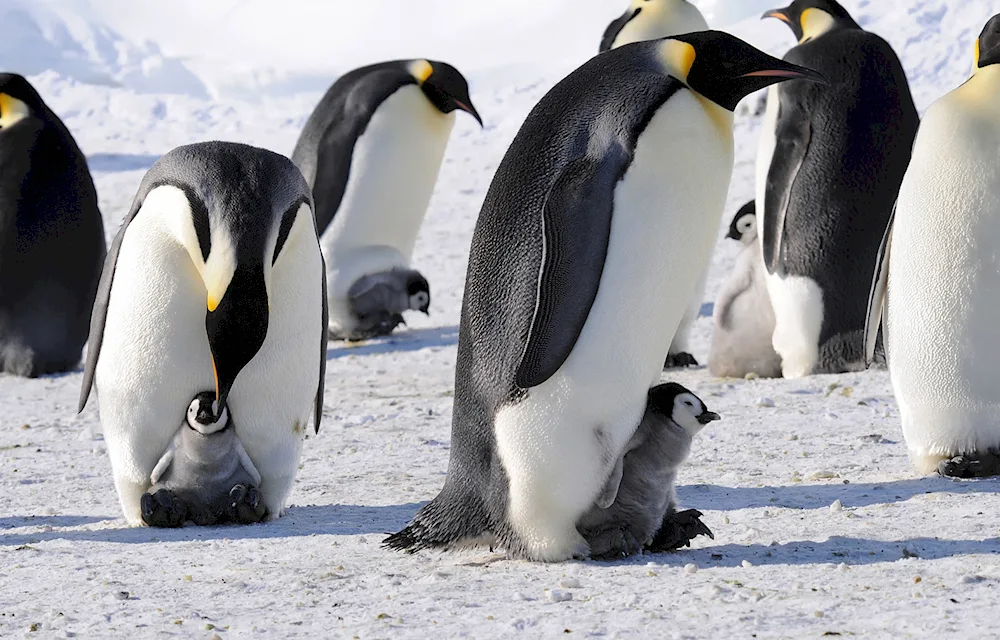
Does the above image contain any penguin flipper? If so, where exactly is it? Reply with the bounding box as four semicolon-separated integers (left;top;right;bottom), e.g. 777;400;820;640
315;256;328;434
864;203;895;368
235;438;263;486
514;149;625;389
595;457;625;510
599;8;638;53
761;112;813;275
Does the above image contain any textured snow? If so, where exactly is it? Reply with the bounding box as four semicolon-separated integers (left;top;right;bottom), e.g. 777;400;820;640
3;0;1000;637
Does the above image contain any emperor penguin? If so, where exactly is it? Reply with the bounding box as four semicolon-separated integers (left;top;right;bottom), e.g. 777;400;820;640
708;201;782;379
598;1;712;369
0;73;106;377
291;60;482;341
385;32;825;561
757;0;918;378
78;141;327;526
866;14;1000;479
578;382;718;560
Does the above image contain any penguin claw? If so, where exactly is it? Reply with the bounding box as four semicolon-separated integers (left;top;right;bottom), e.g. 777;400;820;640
648;509;714;553
664;352;699;369
140;489;187;528
938;452;1000;479
585;525;644;561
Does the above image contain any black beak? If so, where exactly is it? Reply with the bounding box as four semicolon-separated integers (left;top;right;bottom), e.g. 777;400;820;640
697;411;721;425
454;99;483;127
206;264;269;418
726;229;741;241
740;63;830;86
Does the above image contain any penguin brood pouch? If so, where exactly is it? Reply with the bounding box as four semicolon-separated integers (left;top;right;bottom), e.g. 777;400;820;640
758;0;919;378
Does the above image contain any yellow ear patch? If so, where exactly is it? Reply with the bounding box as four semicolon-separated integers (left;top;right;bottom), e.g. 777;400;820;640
974;38;982;74
658;39;697;83
407;60;434;85
800;8;836;43
0;93;30;129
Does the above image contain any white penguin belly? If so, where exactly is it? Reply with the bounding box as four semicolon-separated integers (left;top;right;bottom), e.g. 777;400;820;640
885;96;1000;465
613;6;709;49
494;92;734;560
322;86;455;331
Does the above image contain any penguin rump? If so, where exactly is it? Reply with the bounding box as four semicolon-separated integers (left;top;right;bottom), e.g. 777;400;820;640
78;141;327;525
386;32;825;562
0;73;106;377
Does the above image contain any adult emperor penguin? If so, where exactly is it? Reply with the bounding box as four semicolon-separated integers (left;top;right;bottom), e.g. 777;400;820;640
757;0;918;378
291;59;481;341
708;201;782;379
0;73;106;377
78;141;327;525
866;14;1000;479
599;1;711;368
385;32;825;561
600;0;709;53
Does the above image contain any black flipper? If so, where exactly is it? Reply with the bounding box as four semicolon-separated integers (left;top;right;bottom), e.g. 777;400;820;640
315;255;328;433
761;110;813;276
600;8;640;53
514;148;627;389
864;203;895;368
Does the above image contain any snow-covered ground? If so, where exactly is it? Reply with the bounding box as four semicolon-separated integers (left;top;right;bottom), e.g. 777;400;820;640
4;0;1000;637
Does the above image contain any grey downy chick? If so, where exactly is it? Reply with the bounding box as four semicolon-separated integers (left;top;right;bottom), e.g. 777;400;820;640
335;268;430;341
578;382;719;560
140;392;266;527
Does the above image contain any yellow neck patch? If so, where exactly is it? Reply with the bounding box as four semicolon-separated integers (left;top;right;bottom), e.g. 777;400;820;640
0;93;30;129
407;60;434;85
658;39;696;83
800;8;836;44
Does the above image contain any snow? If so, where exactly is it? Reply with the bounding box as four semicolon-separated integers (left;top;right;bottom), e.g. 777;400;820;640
4;0;1000;637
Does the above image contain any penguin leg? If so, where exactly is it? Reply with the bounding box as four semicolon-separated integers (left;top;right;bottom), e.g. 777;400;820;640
938;451;1000;479
585;525;645;561
140;489;188;528
331;312;405;341
648;509;714;553
228;485;268;524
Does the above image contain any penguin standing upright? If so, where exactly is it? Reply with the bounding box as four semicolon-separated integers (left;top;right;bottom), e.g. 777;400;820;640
599;0;712;369
386;33;825;561
708;201;782;379
866;14;1000;479
292;60;481;341
78;142;327;526
757;0;918;378
0;73;106;377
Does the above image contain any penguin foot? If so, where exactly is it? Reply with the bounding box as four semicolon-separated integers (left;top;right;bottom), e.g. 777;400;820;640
140;489;188;528
584;525;644;561
332;313;407;342
648;509;714;553
227;484;267;524
938;452;1000;479
664;352;699;369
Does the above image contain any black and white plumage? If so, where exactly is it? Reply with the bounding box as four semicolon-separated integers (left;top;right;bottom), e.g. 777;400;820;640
600;0;709;53
756;0;918;378
0;73;106;377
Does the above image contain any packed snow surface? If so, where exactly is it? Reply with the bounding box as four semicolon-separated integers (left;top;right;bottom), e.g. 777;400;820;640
3;0;1000;637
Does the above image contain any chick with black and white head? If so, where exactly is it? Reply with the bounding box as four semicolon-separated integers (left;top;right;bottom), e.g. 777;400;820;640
709;201;782;379
756;0;918;378
600;0;708;53
578;383;718;560
142;392;265;527
386;32;825;561
292;59;481;341
0;73;106;377
78;141;328;526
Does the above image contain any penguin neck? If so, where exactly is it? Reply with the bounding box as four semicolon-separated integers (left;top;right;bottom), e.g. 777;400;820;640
692;95;735;148
958;65;1000;108
798;9;848;44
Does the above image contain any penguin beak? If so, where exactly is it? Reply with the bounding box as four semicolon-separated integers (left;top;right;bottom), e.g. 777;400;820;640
762;9;793;24
726;229;741;241
205;263;269;418
697;411;721;425
454;99;483;127
740;64;830;86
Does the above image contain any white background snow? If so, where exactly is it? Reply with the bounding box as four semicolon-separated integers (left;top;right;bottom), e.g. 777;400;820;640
3;0;1000;637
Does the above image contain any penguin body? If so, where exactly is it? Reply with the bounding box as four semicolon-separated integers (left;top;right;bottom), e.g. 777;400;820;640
709;201;782;378
0;73;106;377
291;60;480;340
757;0;918;378
386;34;825;561
78;142;327;526
578;383;718;559
600;0;709;53
866;15;1000;478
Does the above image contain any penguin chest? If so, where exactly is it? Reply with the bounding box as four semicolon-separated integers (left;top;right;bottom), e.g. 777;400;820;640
613;7;708;48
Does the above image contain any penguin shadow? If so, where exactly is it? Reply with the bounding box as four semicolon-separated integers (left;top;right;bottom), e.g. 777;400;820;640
676;476;1000;511
86;153;162;173
0;503;421;546
326;325;460;360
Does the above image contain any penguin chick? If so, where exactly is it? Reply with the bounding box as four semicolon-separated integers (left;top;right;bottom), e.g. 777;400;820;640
334;268;431;341
578;383;718;560
141;392;265;528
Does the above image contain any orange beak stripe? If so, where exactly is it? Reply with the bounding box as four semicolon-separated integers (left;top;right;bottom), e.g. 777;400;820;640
765;11;793;24
211;355;220;403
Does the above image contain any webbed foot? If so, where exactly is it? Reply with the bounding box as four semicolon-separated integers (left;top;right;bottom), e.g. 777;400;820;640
648;509;714;552
228;484;267;524
664;352;699;369
140;489;187;528
938;451;1000;478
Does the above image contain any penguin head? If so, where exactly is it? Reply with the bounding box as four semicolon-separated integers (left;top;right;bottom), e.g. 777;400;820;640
648;383;720;436
661;31;829;112
186;391;231;435
0;73;41;130
727;201;757;244
132;142;315;419
974;14;1000;73
406;272;431;315
408;60;482;127
762;0;858;44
